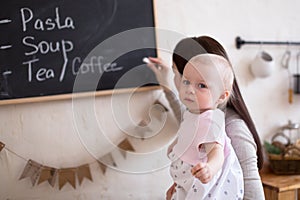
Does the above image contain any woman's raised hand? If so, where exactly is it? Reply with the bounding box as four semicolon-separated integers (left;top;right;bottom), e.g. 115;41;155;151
146;57;175;91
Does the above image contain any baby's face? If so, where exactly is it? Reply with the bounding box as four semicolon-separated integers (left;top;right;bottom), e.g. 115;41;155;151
179;58;225;113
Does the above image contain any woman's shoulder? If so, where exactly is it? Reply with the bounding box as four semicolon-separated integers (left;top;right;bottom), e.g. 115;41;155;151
224;108;253;139
225;108;241;122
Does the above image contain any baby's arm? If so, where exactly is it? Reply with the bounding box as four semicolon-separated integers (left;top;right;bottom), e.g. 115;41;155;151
191;142;224;184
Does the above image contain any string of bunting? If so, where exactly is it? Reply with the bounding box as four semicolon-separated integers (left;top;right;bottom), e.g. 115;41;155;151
1;138;135;190
0;100;168;190
135;100;169;140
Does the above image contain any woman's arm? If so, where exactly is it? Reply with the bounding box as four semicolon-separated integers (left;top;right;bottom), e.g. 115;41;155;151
164;89;184;124
147;57;182;199
226;110;265;200
146;57;175;91
146;57;184;124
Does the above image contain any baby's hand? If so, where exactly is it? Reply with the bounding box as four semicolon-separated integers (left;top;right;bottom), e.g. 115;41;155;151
191;162;212;184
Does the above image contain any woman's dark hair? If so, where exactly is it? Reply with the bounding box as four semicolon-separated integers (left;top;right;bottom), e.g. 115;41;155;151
172;36;263;170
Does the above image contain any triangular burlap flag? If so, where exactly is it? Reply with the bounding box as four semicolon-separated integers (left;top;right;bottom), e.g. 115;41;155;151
152;100;169;122
98;153;116;174
154;100;169;112
19;159;42;186
38;166;58;187
98;161;107;174
118;138;135;158
77;164;92;185
135;120;152;140
138;119;150;127
0;141;5;152
58;168;76;190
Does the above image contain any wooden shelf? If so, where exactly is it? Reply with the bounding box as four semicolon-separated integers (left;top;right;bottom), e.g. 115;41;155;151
260;163;300;200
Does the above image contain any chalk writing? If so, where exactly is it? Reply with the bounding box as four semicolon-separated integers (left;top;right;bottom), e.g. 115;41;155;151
21;7;75;32
0;45;12;50
0;19;12;24
22;37;73;56
0;0;157;101
20;7;76;82
72;56;123;75
0;71;12;97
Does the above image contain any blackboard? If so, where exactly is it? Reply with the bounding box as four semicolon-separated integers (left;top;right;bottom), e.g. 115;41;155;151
0;0;158;103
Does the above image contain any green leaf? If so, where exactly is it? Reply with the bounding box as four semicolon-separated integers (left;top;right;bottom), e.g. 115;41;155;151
264;141;282;154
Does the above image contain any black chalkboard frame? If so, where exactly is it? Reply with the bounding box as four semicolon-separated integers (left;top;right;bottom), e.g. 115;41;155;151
0;0;160;105
0;86;160;105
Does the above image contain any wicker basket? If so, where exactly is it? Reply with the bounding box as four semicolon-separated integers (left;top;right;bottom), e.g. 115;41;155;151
268;154;300;175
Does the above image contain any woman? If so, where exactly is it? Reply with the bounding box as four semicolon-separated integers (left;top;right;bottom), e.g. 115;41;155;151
147;36;265;200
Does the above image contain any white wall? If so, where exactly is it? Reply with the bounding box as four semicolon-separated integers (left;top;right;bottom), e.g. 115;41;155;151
156;0;300;138
1;0;300;199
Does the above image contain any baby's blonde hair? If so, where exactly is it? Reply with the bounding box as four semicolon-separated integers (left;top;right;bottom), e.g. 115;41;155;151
189;54;234;109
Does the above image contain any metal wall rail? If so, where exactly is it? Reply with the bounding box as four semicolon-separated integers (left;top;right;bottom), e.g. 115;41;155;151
235;36;300;49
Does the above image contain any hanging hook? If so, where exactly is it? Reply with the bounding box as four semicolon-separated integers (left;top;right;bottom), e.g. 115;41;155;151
297;50;300;74
285;41;291;51
259;41;263;51
281;45;292;103
281;48;291;69
294;51;300;94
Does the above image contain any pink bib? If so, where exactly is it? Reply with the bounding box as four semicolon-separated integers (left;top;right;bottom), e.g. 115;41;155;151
172;109;230;165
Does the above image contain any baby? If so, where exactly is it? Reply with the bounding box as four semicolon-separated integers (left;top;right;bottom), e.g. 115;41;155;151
168;54;244;199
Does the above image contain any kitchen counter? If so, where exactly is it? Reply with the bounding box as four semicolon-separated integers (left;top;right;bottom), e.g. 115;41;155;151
260;163;300;200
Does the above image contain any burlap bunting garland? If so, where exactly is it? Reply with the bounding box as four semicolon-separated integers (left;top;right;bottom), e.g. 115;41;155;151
98;161;107;174
0;141;5;152
77;164;93;185
118;138;135;158
10;137;138;189
153;100;169;112
38;166;58;187
0;103;166;190
135;120;152;140
17;160;95;189
98;153;115;174
19;159;43;186
58;168;76;190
